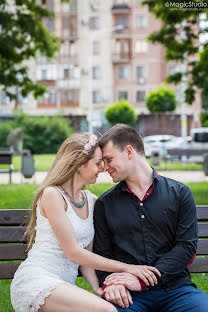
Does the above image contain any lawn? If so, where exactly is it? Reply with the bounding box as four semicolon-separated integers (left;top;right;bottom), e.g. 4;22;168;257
0;154;203;171
0;182;208;312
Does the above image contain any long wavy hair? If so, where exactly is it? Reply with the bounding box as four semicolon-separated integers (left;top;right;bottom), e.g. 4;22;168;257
25;133;99;250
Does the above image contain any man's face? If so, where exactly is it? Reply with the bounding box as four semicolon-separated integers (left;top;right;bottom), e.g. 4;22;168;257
102;141;129;183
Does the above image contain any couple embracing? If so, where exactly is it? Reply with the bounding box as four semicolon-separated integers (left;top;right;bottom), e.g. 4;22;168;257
10;124;208;312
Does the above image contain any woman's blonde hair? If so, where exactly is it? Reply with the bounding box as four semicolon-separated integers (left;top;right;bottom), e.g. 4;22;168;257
25;133;99;250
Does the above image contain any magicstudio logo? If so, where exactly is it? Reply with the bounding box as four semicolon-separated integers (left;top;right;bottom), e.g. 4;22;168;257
164;1;208;11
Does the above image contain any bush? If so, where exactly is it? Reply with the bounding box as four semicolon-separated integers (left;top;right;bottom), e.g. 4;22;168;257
0;121;13;147
0;111;73;154
105;99;137;125
145;85;176;113
200;111;208;127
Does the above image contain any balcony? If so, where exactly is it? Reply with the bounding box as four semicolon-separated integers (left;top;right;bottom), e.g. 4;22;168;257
38;80;56;87
37;103;56;108
56;79;80;90
112;52;131;63
112;2;131;14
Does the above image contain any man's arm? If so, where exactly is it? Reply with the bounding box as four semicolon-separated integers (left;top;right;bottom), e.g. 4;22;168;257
93;198;114;286
154;185;198;285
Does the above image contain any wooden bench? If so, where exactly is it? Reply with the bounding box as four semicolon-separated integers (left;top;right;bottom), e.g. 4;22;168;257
0;147;14;183
0;207;208;279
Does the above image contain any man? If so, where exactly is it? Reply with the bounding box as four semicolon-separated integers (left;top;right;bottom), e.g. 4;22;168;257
93;124;208;312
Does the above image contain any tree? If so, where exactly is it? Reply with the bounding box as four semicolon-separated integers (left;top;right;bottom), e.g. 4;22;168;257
143;0;208;105
0;110;73;153
105;99;138;125
145;84;176;113
0;0;61;100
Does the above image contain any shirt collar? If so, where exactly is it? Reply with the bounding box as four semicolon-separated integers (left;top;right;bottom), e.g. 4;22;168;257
118;167;159;192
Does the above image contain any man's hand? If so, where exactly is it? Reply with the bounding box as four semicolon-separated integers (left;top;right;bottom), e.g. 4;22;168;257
104;272;142;291
104;284;133;308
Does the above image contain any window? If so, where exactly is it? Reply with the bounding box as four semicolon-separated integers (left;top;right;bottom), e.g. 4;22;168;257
136;15;147;28
48;0;53;11
42;69;47;80
89;17;100;29
92;66;101;79
93;41;100;55
118;66;128;79
135;40;148;53
48;19;53;32
136;90;145;102
92;91;101;103
71;0;77;11
117;15;128;28
1;92;10;105
64;69;69;79
63;16;69;29
118;91;128;100
70;16;77;36
136;66;146;83
50;90;56;104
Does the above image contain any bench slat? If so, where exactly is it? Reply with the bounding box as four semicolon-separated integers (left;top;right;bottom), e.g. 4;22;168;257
0;244;27;260
0;263;20;279
189;258;208;273
0;209;30;225
0;206;206;225
196;240;208;255
196;206;208;221
0;227;26;243
198;223;208;238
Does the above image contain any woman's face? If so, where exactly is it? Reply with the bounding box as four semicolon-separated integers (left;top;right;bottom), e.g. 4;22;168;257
81;146;103;184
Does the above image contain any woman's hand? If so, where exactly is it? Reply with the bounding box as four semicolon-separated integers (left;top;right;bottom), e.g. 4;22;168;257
126;265;161;286
95;287;104;297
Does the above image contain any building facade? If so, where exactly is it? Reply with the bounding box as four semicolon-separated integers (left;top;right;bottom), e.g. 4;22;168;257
0;0;201;135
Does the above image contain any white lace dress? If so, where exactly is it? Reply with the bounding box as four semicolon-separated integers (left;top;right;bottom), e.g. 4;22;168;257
10;188;95;312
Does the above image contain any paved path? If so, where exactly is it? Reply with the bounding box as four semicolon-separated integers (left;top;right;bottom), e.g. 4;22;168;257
0;170;208;185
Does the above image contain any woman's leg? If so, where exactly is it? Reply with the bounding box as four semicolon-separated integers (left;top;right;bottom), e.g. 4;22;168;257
38;282;117;312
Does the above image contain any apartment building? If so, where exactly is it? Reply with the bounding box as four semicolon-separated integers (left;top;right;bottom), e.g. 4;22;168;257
0;0;201;134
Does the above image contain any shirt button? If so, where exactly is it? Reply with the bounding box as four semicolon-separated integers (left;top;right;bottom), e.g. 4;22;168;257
141;215;145;219
140;203;143;206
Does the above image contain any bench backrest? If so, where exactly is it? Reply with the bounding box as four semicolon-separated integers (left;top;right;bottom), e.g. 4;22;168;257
0;207;207;279
0;148;13;165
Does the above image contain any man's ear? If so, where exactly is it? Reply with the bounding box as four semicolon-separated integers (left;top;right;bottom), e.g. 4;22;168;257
126;145;134;159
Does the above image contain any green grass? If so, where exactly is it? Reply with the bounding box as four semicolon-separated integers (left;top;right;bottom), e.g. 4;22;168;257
0;182;208;311
0;154;203;172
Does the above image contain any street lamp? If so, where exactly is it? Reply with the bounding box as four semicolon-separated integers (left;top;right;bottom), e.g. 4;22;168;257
87;24;124;133
180;21;187;138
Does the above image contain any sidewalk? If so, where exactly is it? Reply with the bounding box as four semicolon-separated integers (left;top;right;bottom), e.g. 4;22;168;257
0;170;208;185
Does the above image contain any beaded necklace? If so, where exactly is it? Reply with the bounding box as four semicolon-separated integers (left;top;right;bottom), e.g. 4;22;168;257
60;185;86;208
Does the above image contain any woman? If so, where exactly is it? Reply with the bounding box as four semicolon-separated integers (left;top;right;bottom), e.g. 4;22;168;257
10;133;160;312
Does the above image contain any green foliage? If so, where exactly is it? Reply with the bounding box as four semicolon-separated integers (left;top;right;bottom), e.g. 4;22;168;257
105;99;138;125
0;111;73;154
143;0;208;105
0;120;13;146
145;85;176;113
200;111;208;126
0;0;61;100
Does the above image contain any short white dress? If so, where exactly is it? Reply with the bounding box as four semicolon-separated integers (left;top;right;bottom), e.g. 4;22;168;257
10;187;95;312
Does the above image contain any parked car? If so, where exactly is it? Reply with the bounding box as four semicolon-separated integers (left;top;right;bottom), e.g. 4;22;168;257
166;136;192;151
143;135;177;158
190;127;208;148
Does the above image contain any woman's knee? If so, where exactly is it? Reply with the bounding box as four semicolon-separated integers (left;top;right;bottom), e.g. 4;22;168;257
102;303;118;312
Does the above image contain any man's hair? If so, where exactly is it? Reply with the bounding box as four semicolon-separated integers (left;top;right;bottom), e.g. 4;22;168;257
99;124;145;155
